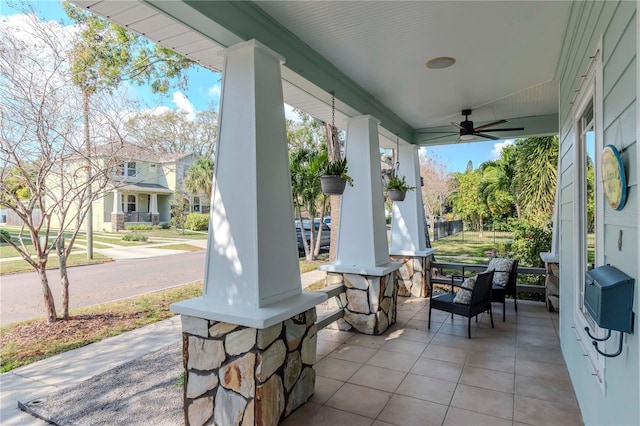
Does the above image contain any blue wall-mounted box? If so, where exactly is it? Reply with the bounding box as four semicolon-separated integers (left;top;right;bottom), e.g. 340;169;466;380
585;265;634;333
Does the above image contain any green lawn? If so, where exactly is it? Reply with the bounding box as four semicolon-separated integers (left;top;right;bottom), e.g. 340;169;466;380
431;231;513;261
154;244;205;252
0;252;112;275
299;253;329;274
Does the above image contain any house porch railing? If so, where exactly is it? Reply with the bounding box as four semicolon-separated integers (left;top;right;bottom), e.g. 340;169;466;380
104;212;153;223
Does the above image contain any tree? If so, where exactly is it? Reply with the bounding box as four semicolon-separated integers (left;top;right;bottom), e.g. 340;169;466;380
479;144;517;220
63;2;194;259
184;157;214;200
419;152;453;231
124;108;218;158
0;12;131;323
450;168;487;232
514;136;559;217
170;189;190;235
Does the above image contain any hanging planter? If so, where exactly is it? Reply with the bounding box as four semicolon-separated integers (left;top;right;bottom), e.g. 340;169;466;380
386;174;415;202
388;188;407;202
321;175;347;195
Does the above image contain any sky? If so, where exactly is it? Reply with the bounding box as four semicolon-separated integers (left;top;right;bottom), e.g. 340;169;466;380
1;0;509;173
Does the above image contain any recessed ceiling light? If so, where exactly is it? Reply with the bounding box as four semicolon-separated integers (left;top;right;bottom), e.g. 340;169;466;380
426;57;456;69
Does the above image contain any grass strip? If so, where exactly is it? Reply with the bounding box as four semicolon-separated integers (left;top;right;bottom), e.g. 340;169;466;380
153;244;205;252
0;281;202;372
0;252;112;275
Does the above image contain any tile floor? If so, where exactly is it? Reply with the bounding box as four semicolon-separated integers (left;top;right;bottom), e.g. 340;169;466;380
283;297;583;426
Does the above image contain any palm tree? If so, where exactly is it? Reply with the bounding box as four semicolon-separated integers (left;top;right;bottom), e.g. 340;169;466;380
514;136;559;217
480;144;517;219
183;157;214;200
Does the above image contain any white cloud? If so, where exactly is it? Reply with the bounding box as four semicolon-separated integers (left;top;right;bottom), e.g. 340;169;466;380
208;83;221;98
172;91;195;120
491;139;515;159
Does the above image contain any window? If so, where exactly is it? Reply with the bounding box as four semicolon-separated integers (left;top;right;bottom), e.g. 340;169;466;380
126;162;137;177
122;195;137;213
572;47;605;386
192;196;200;213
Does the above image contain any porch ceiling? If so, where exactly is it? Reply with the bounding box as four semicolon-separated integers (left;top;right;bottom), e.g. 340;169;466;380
72;1;570;148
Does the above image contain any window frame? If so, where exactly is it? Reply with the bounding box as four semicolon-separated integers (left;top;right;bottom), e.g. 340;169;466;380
571;45;606;389
123;194;137;213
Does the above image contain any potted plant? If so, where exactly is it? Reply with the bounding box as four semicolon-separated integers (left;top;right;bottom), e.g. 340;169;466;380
320;158;354;195
386;174;415;201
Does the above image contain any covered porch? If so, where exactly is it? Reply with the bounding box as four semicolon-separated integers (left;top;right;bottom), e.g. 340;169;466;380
290;297;580;425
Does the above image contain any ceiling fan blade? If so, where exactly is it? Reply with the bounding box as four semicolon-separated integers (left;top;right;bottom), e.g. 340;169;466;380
474;120;507;131
474;132;499;140
450;122;465;130
482;127;525;132
417;133;458;142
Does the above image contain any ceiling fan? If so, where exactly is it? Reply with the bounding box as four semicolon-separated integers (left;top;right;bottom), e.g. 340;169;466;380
419;109;525;142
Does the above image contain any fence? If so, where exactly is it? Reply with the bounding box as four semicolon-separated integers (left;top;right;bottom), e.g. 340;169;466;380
0;209;42;226
430;220;464;241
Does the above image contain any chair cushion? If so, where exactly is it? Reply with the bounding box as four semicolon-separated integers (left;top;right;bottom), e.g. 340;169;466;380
486;258;514;287
453;275;477;304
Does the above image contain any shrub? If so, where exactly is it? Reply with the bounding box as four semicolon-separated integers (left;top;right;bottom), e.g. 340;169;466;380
511;215;552;268
0;229;11;243
126;224;153;231
122;232;148;242
185;213;209;231
161;222;171;229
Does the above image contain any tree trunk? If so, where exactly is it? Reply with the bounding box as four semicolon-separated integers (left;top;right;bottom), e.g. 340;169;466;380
324;122;341;262
83;91;93;259
296;203;310;258
59;245;70;319
37;262;57;324
314;205;327;257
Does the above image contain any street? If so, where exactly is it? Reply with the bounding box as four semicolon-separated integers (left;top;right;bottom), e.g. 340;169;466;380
0;251;206;325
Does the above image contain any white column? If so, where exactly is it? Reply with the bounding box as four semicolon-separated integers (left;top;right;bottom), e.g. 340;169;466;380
112;190;123;214
320;115;400;275
171;40;325;328
389;145;433;256
149;194;158;215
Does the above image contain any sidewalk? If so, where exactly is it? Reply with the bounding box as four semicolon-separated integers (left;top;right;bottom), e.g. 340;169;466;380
0;269;327;425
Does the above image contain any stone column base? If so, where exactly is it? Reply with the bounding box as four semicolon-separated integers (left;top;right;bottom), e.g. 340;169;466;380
180;308;318;425
545;262;560;312
325;271;397;335
391;255;430;298
111;213;124;232
151;213;160;226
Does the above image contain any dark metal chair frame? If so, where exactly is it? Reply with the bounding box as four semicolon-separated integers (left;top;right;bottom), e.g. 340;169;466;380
490;259;520;321
428;270;495;339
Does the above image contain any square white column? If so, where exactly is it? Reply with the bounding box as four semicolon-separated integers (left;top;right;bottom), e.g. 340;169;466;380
389;144;434;257
171;40;325;328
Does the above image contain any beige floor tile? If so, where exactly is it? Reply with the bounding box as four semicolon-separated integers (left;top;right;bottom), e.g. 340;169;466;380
516;315;555;327
443;407;512;426
371;421;396;426
377;394;448;426
471;339;517;356
459;365;515;393
346;334;389;350
280;401;322;425
388;326;436;343
315;357;363;381
438;322;478;338
366;349;420;372
318;329;356;343
410;357;463;383
310;376;344;404
421;343;469;364
328;344;378;363
517;333;560;350
516;344;565;365
282;404;374;426
430;332;475;350
405;318;430;330
517;323;559;337
317;338;342;356
348;364;407;393
514;395;583;425
515;374;578;406
325;382;392;419
466;351;515;373
450;384;514;420
515;358;572;384
381;338;427;356
395;373;456;405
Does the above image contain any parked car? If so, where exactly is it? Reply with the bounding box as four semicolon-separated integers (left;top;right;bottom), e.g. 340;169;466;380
296;221;331;254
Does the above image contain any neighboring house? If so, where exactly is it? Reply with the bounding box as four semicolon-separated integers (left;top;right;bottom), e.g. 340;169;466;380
50;143;209;232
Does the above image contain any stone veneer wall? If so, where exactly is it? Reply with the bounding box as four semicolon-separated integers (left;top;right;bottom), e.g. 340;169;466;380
110;213;124;232
390;255;430;298
545;262;560;312
325;271;397;335
151;213;160;225
180;308;318;426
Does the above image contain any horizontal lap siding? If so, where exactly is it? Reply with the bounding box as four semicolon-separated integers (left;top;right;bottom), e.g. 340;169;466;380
557;1;638;424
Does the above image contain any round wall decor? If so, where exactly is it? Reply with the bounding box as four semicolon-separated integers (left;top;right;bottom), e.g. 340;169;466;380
601;145;627;211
